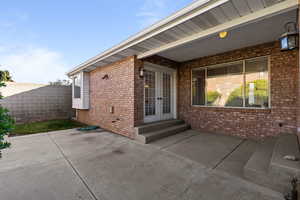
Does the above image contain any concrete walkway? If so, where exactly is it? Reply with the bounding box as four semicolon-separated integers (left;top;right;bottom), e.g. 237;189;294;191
0;129;283;200
151;130;258;178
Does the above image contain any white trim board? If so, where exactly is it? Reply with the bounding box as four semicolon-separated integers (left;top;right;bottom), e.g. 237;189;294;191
67;0;298;76
67;0;227;76
144;63;178;122
137;0;298;59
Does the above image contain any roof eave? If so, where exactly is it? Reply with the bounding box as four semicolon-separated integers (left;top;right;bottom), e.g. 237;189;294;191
66;0;228;76
67;0;299;77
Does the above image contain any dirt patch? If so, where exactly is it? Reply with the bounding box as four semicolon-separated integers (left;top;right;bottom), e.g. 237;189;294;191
112;149;125;155
70;132;93;136
91;148;126;161
83;136;97;142
70;129;105;136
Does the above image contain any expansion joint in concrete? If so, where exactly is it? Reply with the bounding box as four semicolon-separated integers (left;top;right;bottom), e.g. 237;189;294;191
212;139;246;170
47;134;100;200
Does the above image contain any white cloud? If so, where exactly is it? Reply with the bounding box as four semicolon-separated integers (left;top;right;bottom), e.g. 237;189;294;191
0;11;68;84
137;0;170;28
0;45;69;84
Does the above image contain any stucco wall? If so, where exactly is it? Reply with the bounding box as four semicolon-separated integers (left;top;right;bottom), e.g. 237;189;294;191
0;85;73;123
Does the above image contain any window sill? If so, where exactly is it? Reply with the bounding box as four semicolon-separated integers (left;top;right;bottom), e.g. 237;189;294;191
190;105;271;113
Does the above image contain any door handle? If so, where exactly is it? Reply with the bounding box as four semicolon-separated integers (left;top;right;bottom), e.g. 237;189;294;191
157;97;163;100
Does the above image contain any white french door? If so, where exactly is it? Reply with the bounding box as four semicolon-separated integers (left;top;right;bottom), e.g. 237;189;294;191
144;63;176;123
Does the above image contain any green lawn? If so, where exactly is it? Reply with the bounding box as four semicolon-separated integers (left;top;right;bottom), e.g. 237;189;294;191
11;119;86;136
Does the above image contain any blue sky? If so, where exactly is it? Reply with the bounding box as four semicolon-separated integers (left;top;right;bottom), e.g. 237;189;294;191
0;0;194;83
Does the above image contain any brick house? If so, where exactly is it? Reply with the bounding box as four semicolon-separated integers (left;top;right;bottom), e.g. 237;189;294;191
67;0;300;142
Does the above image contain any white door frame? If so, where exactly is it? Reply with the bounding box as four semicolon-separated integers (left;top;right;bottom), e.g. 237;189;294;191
143;62;177;123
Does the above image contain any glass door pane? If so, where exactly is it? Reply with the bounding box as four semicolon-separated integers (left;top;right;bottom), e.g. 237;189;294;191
162;72;171;114
144;70;156;116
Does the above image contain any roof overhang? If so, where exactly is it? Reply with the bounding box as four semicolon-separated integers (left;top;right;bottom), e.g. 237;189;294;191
158;8;297;61
67;0;299;76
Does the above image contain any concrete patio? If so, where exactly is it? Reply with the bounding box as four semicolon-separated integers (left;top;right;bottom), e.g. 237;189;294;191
0;129;283;200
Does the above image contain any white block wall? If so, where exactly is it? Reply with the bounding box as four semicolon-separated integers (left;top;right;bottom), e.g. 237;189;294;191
0;85;73;123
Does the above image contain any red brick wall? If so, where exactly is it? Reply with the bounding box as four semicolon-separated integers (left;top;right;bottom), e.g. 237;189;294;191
76;56;138;138
178;42;299;139
297;7;300;140
76;55;177;138
134;58;144;127
76;42;299;140
134;55;180;127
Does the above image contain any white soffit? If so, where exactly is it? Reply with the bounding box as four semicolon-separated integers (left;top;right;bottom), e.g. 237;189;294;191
67;0;298;76
137;0;297;59
158;9;297;62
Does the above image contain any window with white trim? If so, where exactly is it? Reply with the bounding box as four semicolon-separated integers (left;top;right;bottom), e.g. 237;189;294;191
192;56;269;108
73;74;81;99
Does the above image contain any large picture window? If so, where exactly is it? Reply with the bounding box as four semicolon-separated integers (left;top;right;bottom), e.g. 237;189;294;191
192;56;269;108
73;74;81;99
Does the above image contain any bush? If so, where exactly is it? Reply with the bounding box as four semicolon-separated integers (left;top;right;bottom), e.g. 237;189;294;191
0;82;14;158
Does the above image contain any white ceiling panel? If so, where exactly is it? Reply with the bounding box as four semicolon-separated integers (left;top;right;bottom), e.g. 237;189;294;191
202;12;220;26
163;29;183;40
158;10;296;62
220;1;241;20
69;0;297;75
138;40;159;50
231;0;252;16
191;15;212;29
103;56;120;63
170;27;190;38
85;65;97;71
147;38;167;46
182;20;204;33
118;49;140;57
246;0;265;12
196;14;215;27
94;61;107;67
153;34;177;43
262;0;284;7
177;23;197;35
209;7;230;24
112;54;126;59
131;46;148;52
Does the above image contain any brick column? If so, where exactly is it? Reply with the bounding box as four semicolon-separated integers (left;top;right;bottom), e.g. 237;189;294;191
133;56;144;127
297;6;300;136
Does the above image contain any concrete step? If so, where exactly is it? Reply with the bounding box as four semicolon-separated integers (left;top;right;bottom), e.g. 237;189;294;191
269;134;300;192
135;120;185;135
244;134;300;193
243;137;276;189
136;123;190;144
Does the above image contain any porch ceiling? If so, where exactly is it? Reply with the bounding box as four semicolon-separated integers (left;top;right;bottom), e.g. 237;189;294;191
67;0;298;76
158;9;297;62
